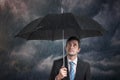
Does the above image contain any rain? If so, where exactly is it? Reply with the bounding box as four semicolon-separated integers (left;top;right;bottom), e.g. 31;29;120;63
0;0;120;80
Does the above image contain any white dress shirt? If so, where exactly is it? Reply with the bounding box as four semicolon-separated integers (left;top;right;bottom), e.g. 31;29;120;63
67;57;78;75
55;57;78;80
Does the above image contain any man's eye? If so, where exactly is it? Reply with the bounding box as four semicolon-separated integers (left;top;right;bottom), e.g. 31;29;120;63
74;44;77;46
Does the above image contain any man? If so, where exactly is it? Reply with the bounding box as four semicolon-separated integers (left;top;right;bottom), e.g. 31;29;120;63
49;36;91;80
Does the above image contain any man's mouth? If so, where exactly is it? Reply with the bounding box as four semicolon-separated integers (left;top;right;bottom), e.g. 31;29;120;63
69;50;74;53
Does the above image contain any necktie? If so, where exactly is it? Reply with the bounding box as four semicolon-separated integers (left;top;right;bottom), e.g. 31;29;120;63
69;62;75;80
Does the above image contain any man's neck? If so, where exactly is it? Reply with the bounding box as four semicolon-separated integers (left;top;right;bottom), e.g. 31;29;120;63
67;55;77;61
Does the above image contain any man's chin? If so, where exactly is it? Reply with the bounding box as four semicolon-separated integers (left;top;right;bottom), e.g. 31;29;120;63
68;53;76;56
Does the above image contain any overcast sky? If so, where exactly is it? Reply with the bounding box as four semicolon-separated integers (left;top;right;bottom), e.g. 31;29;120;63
0;0;120;80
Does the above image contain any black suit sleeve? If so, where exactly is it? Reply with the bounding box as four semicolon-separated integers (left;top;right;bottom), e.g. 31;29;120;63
49;61;56;80
85;63;91;80
49;60;60;80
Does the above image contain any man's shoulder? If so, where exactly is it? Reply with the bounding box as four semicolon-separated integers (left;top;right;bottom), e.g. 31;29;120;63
78;58;90;67
52;57;64;68
54;57;63;63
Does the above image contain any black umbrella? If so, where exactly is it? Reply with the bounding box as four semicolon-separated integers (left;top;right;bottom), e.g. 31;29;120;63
15;13;105;66
16;13;105;40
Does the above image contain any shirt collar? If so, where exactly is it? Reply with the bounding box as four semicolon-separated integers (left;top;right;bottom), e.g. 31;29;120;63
67;56;78;65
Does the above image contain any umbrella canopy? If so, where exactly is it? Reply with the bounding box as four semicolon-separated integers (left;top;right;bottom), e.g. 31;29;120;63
15;13;106;66
15;13;105;40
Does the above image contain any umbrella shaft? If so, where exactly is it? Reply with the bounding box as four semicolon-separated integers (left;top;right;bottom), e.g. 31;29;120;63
62;30;65;67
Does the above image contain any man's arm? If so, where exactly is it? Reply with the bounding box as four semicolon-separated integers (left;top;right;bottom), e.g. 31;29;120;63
49;61;57;80
85;63;91;80
55;66;67;80
49;61;67;80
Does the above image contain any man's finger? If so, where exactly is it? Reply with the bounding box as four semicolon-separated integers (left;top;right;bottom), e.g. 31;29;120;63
61;66;67;70
63;68;67;71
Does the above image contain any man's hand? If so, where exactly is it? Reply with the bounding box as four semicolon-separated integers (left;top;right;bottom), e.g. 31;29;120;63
55;66;67;80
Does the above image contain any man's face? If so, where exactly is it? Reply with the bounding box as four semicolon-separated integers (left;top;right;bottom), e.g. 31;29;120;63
65;40;80;56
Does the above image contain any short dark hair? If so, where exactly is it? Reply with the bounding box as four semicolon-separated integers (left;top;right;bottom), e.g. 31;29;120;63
66;36;80;47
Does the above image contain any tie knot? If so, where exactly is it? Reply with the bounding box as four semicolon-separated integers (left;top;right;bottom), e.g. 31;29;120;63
69;62;74;66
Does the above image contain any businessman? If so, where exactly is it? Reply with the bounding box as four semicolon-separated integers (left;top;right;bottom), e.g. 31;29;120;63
49;36;91;80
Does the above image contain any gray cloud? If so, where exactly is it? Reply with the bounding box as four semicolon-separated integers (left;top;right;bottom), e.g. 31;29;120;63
0;0;120;80
35;55;61;72
79;51;120;77
61;0;104;16
11;41;37;59
111;24;120;46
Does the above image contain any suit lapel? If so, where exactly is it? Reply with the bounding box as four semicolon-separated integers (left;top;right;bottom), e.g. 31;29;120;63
74;58;84;80
63;57;85;80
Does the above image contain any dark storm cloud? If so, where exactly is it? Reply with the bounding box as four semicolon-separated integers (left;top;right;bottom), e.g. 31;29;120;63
0;23;8;51
0;2;14;51
0;0;61;51
94;0;120;29
1;0;60;22
74;50;120;80
79;42;120;79
0;0;120;80
111;25;120;46
11;40;63;62
26;0;60;15
91;0;120;54
0;0;30;51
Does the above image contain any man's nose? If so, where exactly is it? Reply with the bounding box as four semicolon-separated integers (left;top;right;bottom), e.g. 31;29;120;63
70;44;74;48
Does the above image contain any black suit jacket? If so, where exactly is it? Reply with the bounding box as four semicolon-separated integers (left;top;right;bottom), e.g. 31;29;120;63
49;56;91;80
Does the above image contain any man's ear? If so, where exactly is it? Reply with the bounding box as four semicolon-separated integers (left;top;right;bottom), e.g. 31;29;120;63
78;48;81;53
